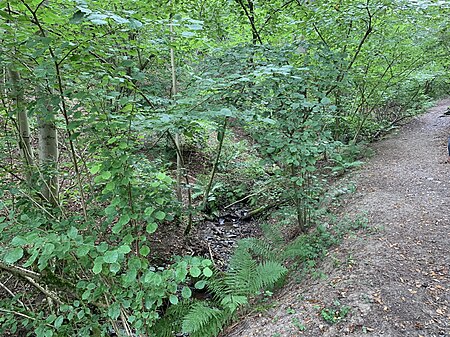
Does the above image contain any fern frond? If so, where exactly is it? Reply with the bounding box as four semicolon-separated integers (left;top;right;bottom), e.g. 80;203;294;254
151;300;191;337
253;260;287;290
182;302;223;336
216;241;288;297
238;237;280;261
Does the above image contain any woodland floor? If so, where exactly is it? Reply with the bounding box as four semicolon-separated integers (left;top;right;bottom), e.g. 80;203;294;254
221;99;450;337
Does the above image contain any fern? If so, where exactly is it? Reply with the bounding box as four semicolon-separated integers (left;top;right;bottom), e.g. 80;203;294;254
209;240;287;298
253;260;287;290
182;302;226;337
175;239;287;337
150;300;191;337
238;237;280;261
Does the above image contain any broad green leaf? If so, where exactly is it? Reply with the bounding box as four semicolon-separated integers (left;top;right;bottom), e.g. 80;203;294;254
54;315;64;329
112;214;131;234
203;267;213;277
154;211;165;221
201;259;212;267
103;250;119;264
181;286;192;299
108;303;121;320
68;227;78;239
76;245;90;257
140;245;150;257
11;236;27;246
146;222;158;234
189;266;201;278
109;263;120;274
93;258;103;274
89;164;101;174
194;280;206;289
117;245;131;254
4;248;23;264
169;295;178;305
101;171;112;179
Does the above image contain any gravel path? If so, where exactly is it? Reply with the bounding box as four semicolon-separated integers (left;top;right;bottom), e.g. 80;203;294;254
223;99;450;337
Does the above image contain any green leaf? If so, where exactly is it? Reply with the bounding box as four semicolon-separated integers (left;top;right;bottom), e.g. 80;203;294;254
54;315;64;329
181;286;192;299
202;267;213;277
108;303;121;320
11;236;27;246
68;227;78;239
154;211;166;221
146;222;158;234
109;263;121;274
129;18;143;29
93;258;103;274
112;214;131;234
194;280;206;289
117;245;131;254
4;248;23;264
76;245;90;257
101;171;112;179
201;259;212;267
89;164;101;174
189;266;201;278
140;245;150;257
103;250;119;264
169;295;179;305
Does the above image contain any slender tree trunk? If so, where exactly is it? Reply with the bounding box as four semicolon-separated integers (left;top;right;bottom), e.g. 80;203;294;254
37;95;58;206
7;68;35;181
169;8;183;203
202;117;228;210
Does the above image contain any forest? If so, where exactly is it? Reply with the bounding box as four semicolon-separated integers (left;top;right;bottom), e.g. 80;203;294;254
0;0;449;336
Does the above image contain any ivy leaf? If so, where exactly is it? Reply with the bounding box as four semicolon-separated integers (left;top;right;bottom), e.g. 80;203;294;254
4;247;23;264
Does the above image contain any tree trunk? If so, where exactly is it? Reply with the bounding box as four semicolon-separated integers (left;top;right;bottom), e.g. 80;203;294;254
7;68;35;181
37;96;58;206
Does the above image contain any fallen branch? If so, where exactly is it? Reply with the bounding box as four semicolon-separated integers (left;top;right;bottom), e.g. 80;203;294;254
0;261;41;280
0;308;53;327
241;201;284;220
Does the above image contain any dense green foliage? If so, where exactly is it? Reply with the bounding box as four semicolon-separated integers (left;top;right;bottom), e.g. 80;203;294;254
0;0;449;336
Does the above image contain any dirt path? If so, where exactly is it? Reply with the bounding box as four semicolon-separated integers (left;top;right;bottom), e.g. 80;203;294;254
223;99;450;337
